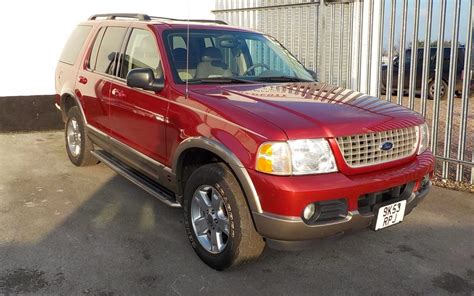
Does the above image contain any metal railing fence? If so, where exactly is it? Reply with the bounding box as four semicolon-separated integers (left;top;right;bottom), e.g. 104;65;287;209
214;0;474;184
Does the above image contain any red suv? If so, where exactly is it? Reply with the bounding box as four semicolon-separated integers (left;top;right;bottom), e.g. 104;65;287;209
55;13;434;270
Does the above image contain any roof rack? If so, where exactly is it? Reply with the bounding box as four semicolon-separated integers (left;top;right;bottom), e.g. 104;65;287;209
149;16;228;25
88;13;228;25
89;13;151;21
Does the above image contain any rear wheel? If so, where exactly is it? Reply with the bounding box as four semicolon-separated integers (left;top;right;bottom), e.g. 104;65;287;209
183;163;265;270
65;106;98;166
428;80;448;100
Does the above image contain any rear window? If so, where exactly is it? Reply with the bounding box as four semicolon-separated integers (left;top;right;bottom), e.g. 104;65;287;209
59;26;92;65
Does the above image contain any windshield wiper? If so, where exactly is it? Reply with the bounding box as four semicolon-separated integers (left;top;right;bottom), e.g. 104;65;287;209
187;77;255;84
253;76;313;83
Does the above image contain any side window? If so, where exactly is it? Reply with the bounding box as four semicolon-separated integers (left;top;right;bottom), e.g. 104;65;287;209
59;25;92;65
172;36;187;49
94;27;127;75
417;49;424;63
443;48;451;61
204;37;214;48
120;29;162;79
245;38;293;76
89;28;105;70
458;49;465;65
430;49;437;65
404;51;411;64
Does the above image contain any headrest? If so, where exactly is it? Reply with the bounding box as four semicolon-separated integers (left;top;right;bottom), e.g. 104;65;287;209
201;47;223;62
136;36;155;55
139;36;154;48
173;48;187;62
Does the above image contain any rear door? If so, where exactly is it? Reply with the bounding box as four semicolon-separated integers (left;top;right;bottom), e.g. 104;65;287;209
108;27;169;165
78;25;128;134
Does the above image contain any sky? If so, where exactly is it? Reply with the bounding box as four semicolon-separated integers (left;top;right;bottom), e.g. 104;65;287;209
0;0;215;96
383;0;472;51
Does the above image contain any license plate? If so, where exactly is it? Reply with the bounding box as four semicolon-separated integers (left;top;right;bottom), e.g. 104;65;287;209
374;200;407;231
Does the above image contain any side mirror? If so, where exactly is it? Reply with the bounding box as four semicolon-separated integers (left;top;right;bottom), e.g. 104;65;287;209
307;69;318;81
127;68;164;92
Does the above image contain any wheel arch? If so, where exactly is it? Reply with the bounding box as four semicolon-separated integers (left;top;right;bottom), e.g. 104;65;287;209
172;137;263;214
60;92;87;124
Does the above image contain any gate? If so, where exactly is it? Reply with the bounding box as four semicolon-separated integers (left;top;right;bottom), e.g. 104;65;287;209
213;0;474;184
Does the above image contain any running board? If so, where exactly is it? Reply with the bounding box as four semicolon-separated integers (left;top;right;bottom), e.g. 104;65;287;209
91;150;181;208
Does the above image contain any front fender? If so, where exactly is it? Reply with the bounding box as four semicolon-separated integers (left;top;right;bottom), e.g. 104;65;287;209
172;136;263;214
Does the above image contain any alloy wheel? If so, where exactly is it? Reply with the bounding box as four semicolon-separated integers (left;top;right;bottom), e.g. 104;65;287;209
67;118;82;157
430;82;446;98
190;185;230;254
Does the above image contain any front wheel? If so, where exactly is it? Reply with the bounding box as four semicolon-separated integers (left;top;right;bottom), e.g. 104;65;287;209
183;163;265;270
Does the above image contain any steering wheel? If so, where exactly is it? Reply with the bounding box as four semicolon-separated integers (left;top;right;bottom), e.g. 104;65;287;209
243;63;271;76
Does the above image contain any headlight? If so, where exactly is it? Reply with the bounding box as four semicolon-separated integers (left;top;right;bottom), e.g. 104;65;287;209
417;123;430;155
288;139;338;174
256;139;337;175
255;142;292;175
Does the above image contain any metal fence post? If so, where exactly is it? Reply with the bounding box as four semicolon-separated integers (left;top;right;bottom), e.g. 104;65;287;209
456;0;473;182
396;0;408;106
386;0;397;102
376;0;385;99
419;0;433;118
430;0;446;156
408;0;420;111
442;0;461;179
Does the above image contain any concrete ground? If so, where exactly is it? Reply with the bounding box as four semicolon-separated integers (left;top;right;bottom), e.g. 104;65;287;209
0;131;473;296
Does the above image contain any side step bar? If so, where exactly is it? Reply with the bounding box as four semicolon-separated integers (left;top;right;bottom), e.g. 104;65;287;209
91;150;181;208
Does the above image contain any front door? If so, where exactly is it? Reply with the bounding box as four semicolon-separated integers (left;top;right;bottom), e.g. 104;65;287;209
109;28;169;165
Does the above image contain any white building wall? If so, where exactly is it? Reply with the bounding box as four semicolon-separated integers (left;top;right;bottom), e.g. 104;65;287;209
0;0;215;96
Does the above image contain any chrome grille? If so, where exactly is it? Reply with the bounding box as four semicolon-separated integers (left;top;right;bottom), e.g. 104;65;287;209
335;127;419;168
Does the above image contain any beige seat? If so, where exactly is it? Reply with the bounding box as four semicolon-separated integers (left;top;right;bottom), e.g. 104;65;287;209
195;47;232;78
173;48;195;80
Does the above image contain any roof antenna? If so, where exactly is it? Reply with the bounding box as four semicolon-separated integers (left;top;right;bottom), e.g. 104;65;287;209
185;0;190;98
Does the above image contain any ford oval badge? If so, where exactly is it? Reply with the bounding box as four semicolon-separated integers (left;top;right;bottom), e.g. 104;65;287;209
380;141;394;151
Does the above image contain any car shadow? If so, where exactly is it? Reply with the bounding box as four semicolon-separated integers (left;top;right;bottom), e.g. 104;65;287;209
0;171;473;295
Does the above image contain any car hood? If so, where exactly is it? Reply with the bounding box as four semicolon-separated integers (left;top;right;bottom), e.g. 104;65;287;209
192;82;425;139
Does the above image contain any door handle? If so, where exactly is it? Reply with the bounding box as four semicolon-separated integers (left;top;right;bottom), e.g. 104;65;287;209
78;76;88;84
111;88;125;98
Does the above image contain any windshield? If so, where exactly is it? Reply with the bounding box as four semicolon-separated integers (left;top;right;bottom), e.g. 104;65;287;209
163;29;314;84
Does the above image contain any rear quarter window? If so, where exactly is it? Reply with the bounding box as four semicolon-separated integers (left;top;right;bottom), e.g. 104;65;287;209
59;25;93;65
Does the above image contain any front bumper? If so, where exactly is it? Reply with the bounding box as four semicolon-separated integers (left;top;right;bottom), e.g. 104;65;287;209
249;152;434;244
253;183;430;245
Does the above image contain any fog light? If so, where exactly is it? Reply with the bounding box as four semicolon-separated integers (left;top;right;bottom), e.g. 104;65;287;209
303;203;316;221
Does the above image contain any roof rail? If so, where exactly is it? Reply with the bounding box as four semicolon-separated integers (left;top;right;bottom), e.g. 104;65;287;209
150;16;228;25
88;13;151;21
87;13;227;25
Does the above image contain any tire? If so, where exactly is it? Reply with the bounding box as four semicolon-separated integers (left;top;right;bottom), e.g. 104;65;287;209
65;106;98;167
183;163;265;270
428;80;448;100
